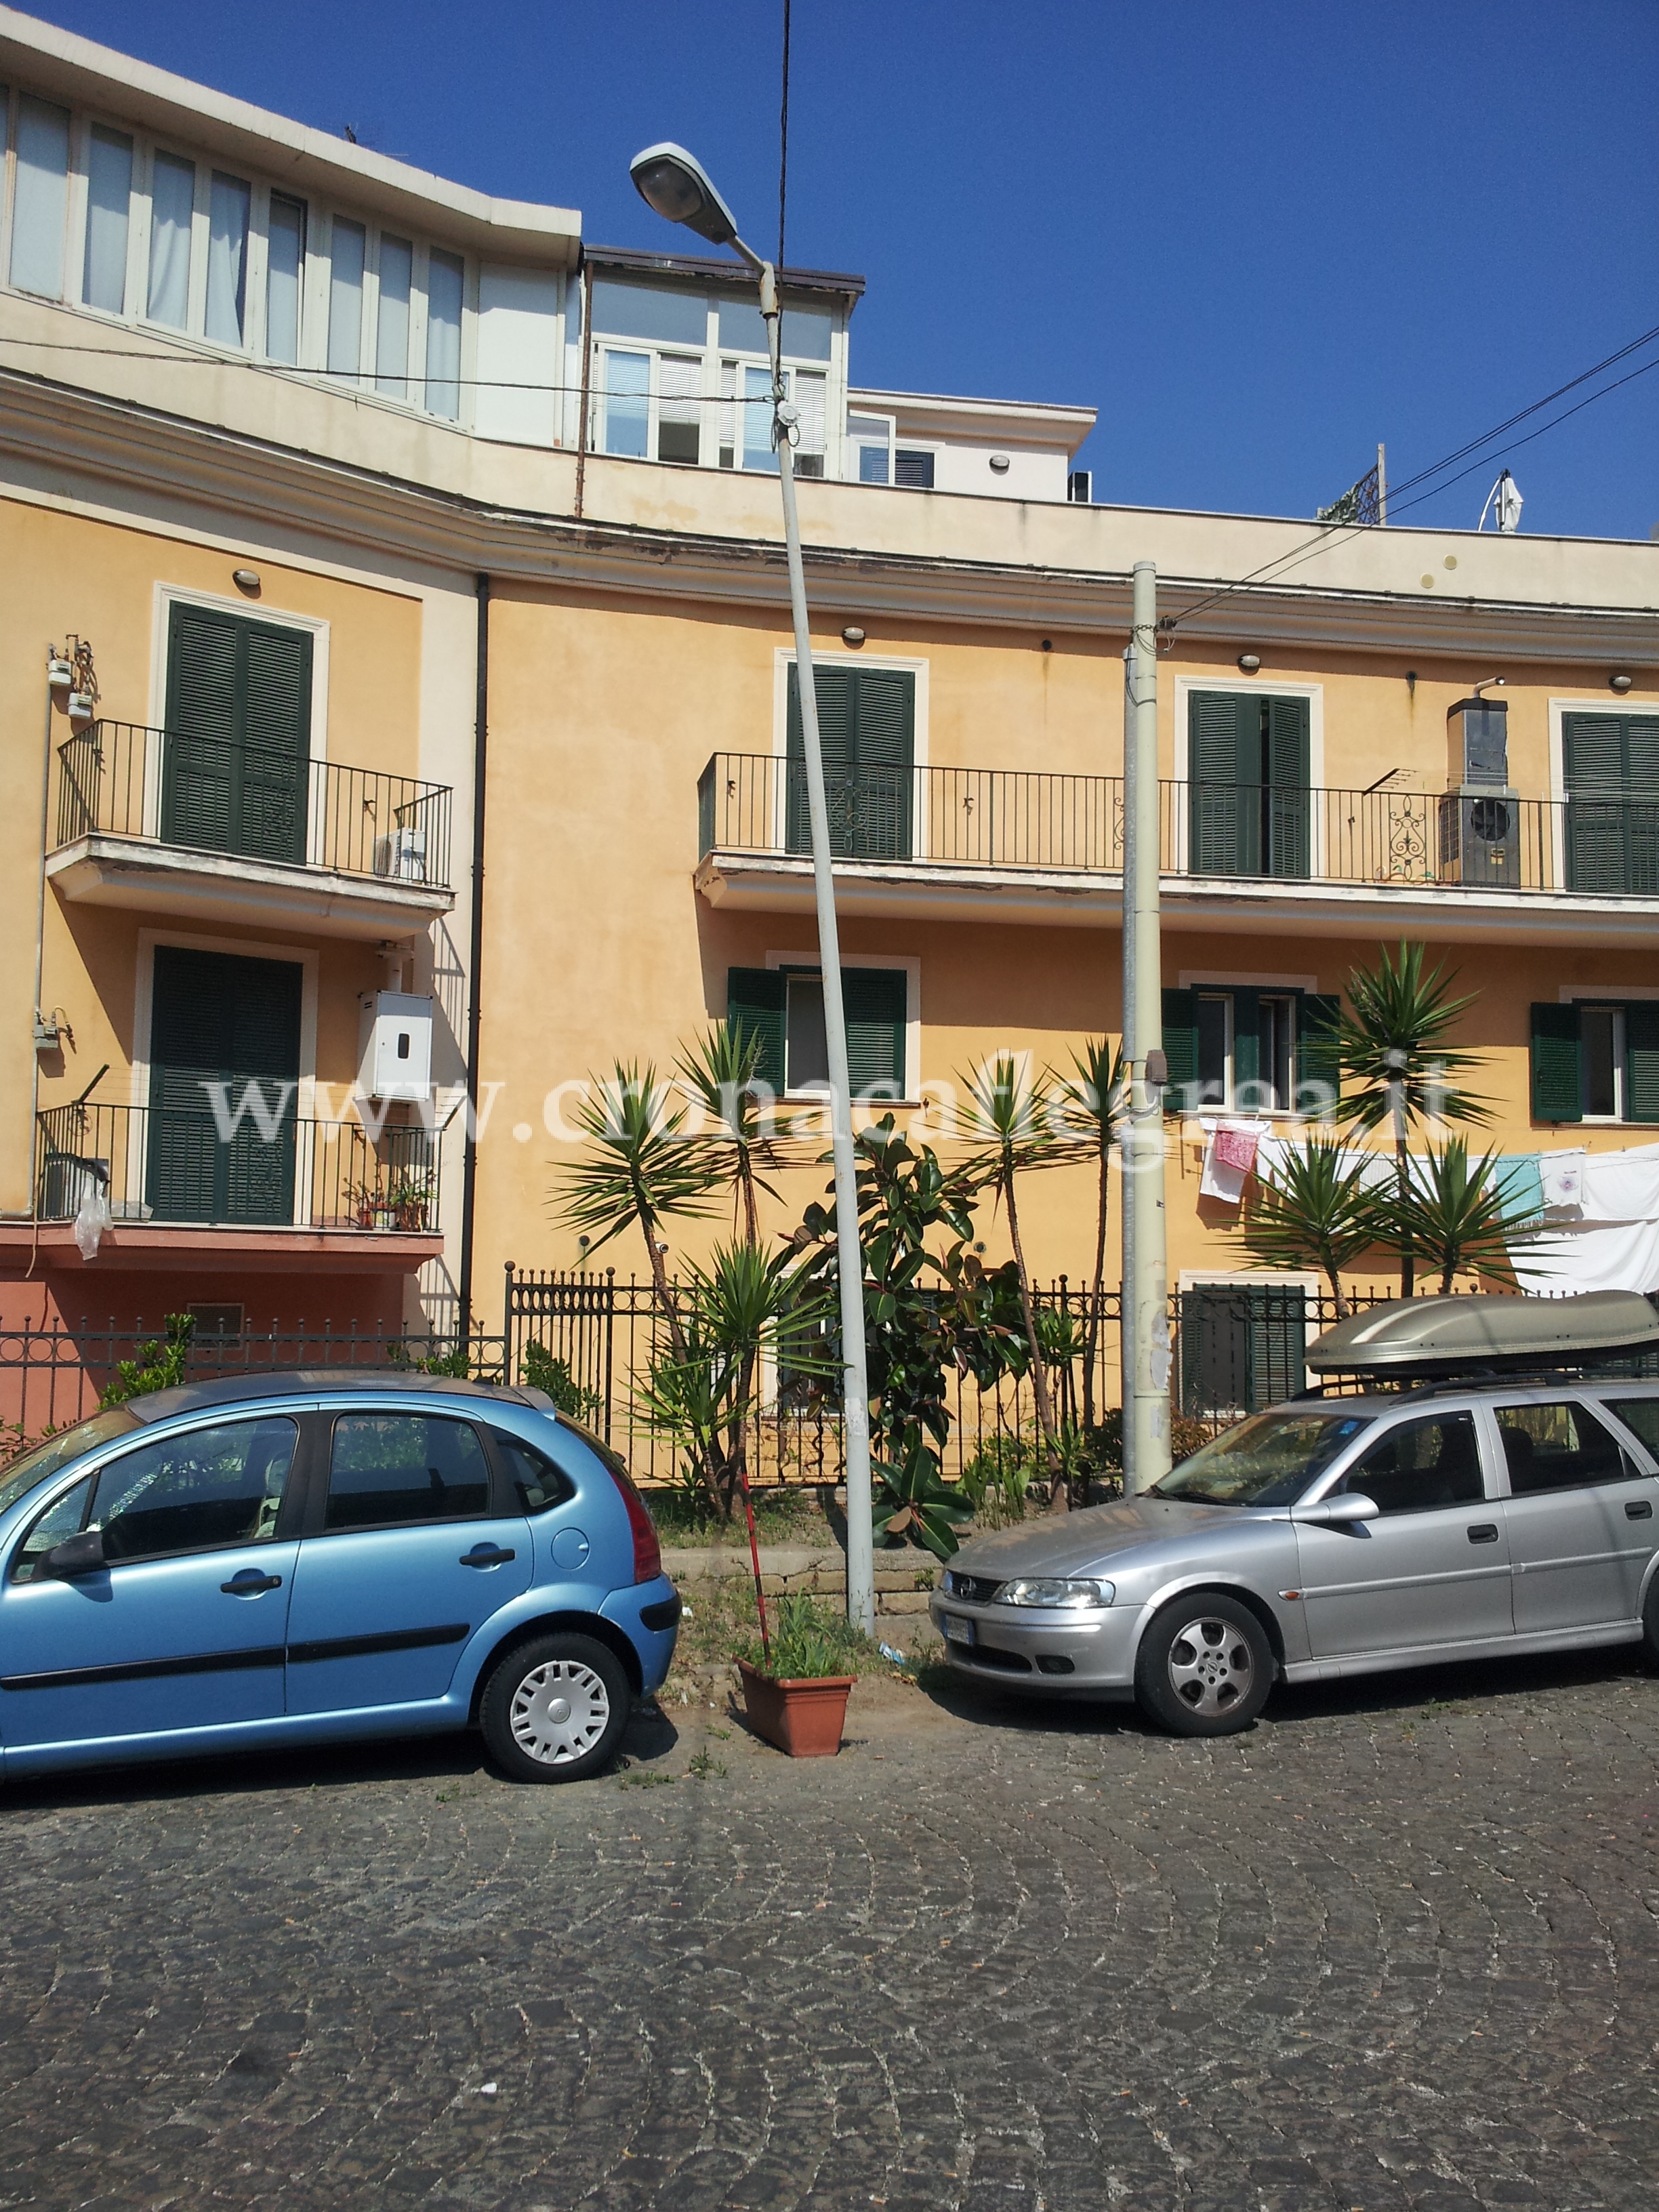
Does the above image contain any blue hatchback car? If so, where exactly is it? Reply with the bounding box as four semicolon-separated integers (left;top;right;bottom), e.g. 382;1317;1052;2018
0;1372;679;1785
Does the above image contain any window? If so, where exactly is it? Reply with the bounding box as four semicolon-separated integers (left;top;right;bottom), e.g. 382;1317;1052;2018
1494;1402;1630;1495
264;193;305;363
327;217;365;375
324;1414;493;1531
1340;1412;1483;1514
11;94;70;297
601;347;650;457
425;248;464;418
726;965;909;1101
1562;711;1659;896
784;663;915;860
657;352;702;464
739;361;775;472
849;413;895;485
1188;691;1311;878
146;945;302;1228
1607;1399;1659;1462
82;126;133;314
1164;987;1339;1116
1530;1000;1659;1125
146;149;195;327
11;1418;298;1577
489;1429;575;1515
161;600;313;861
596;274;707;346
895;447;935;489
205;171;251;345
1178;1284;1307;1418
375;233;412;398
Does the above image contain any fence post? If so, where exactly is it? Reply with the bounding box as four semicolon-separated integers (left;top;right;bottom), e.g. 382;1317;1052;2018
602;1269;616;1444
501;1260;515;1378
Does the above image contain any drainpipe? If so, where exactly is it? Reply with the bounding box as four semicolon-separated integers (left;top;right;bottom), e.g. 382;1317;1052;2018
573;262;593;522
23;670;55;1269
456;573;489;1345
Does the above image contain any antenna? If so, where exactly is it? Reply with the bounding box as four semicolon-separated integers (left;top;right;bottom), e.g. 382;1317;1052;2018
1477;468;1523;533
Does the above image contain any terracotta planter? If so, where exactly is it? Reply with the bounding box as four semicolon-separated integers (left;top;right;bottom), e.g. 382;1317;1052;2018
736;1658;855;1758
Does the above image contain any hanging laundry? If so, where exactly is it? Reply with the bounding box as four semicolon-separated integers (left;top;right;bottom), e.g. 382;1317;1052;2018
1491;1155;1544;1222
1579;1142;1659;1225
1199;1121;1266;1205
1214;1125;1261;1174
1512;1218;1659;1296
1538;1147;1586;1212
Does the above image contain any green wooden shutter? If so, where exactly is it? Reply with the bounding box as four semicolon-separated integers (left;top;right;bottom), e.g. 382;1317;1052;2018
147;945;302;1225
848;669;915;860
1627;718;1659;895
162;604;310;865
1265;696;1310;878
785;664;856;855
1188;692;1253;874
1625;1002;1659;1124
1247;1285;1307;1409
1530;1002;1582;1123
239;620;312;865
1296;993;1342;1117
842;968;907;1097
1162;986;1197;1113
724;968;787;1097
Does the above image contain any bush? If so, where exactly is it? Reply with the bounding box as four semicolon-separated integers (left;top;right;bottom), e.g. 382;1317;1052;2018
101;1313;194;1406
1084;1406;1217;1475
519;1339;603;1422
733;1593;878;1681
959;1433;1034;1517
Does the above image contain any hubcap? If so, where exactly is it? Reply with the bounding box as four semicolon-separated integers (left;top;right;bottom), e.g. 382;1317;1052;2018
509;1660;610;1765
1166;1618;1254;1717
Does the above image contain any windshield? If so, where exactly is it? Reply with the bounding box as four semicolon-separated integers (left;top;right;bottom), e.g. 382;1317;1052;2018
1153;1410;1373;1507
0;1408;140;1518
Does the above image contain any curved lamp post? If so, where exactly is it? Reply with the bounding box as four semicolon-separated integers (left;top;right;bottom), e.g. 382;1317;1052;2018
629;142;876;1633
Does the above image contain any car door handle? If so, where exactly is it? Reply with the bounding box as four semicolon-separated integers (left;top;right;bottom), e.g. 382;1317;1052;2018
222;1571;283;1595
1626;1499;1654;1520
1467;1524;1500;1544
460;1544;516;1568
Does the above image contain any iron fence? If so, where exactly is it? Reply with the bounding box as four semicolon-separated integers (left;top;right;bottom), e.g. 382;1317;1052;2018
54;720;454;888
699;754;1658;899
35;1101;441;1235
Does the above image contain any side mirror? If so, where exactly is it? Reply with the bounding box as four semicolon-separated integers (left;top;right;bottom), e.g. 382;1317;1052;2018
1293;1491;1379;1527
43;1528;107;1577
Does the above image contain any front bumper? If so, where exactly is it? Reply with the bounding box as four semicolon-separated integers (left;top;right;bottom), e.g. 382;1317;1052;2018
928;1591;1143;1695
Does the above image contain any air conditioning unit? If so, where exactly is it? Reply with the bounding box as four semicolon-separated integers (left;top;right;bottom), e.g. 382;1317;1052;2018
376;826;428;882
41;1155;108;1220
357;991;434;1101
1439;790;1519;885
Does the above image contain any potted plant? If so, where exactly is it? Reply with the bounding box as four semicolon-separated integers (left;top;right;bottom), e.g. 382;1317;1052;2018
734;1594;859;1759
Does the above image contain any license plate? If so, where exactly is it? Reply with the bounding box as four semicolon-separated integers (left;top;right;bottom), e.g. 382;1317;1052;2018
941;1614;974;1647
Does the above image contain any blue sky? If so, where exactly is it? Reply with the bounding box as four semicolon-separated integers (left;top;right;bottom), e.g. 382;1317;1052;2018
25;0;1659;539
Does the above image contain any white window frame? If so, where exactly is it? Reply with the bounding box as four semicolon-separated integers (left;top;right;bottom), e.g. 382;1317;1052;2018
771;649;930;856
763;947;922;1106
1577;1003;1626;1124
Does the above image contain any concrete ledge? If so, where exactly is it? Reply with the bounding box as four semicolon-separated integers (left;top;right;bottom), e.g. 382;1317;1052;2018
661;1544;937;1616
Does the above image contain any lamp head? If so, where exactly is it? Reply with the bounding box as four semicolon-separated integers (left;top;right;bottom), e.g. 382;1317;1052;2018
629;142;739;247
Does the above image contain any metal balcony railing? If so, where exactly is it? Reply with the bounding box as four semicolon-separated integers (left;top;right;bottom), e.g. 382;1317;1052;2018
54;721;454;890
35;1100;441;1234
697;755;1659;899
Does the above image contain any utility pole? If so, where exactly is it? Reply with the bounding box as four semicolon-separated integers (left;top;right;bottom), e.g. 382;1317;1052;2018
1120;562;1172;1493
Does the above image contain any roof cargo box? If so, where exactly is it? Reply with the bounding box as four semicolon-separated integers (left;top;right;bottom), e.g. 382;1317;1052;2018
1307;1291;1659;1376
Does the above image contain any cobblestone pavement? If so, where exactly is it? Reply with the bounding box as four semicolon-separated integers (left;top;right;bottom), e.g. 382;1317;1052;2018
2;1648;1657;2211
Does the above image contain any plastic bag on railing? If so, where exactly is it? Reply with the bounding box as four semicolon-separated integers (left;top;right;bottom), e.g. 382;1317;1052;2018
73;1173;112;1260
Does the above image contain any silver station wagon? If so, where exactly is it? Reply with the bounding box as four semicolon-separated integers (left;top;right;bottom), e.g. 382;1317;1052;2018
931;1291;1659;1736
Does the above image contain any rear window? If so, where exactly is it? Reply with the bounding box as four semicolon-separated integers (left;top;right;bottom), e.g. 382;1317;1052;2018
1607;1397;1659;1462
489;1427;575;1515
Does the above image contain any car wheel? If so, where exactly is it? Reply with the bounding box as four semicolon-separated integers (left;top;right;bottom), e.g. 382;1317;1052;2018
480;1633;630;1783
1134;1594;1273;1738
1641;1576;1659;1671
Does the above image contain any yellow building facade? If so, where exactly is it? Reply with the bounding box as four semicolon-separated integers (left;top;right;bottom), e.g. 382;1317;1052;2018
1;14;1656;1418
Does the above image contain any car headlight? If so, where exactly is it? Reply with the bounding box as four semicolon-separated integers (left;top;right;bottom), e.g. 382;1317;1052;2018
994;1578;1115;1609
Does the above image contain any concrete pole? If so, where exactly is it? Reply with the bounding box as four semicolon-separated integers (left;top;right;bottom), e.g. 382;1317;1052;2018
1122;563;1172;1493
764;266;876;1632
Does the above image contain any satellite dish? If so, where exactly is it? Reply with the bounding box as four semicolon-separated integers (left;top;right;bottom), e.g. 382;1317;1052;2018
1479;468;1523;533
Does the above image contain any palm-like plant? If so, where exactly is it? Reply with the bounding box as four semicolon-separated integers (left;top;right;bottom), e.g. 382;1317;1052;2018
551;1061;720;1359
1397;1137;1549;1294
959;1055;1069;1498
1327;943;1492;1296
1244;1134;1382;1316
1051;1037;1125;1431
676;1022;797;1248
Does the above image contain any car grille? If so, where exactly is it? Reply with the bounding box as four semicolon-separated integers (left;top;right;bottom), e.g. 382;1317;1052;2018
944;1571;1002;1604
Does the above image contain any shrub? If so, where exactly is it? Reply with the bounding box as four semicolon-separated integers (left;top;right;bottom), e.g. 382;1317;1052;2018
520;1338;604;1422
733;1593;876;1681
101;1313;194;1406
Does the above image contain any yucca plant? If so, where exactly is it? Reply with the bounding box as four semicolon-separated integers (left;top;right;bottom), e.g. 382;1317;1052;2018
1244;1134;1384;1317
1397;1136;1551;1294
676;1021;798;1248
1326;943;1492;1296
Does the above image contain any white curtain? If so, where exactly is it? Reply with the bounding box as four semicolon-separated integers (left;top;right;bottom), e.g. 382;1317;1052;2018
327;219;366;376
375;234;412;398
146;151;195;328
205;172;251;344
10;96;70;299
82;126;132;314
264;194;305;364
424;249;464;419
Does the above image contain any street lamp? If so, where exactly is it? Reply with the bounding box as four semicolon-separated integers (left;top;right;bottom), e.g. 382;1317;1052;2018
629;141;877;1633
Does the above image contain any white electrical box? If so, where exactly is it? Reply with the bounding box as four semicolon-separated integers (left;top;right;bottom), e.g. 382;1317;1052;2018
358;991;434;1101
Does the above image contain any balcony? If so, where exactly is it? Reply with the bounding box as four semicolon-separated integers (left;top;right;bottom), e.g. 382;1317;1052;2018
16;1100;443;1276
46;722;455;941
695;756;1659;947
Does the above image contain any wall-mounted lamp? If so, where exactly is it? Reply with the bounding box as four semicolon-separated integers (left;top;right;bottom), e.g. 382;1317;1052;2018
1610;673;1634;695
841;626;866;649
1471;675;1506;697
232;568;261;594
1237;653;1261;674
988;453;1010;474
